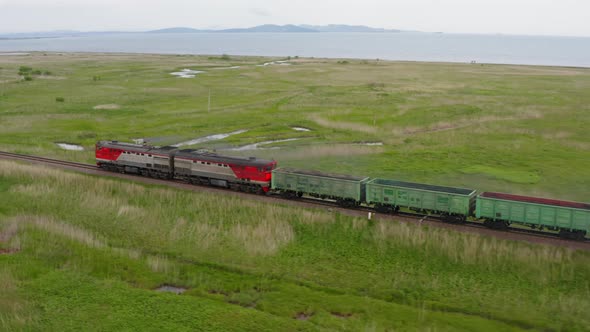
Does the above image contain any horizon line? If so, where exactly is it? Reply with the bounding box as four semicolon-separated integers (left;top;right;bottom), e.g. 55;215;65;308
1;24;589;38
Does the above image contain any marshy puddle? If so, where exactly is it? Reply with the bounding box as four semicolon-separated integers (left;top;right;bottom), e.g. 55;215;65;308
155;285;187;294
170;69;205;78
0;52;30;56
257;61;291;67
172;129;248;147
93;104;120;110
213;66;241;70
226;138;300;151
291;126;311;132
357;142;383;146
56;143;84;151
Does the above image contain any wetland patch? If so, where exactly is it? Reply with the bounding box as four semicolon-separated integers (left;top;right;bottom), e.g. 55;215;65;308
55;142;84;151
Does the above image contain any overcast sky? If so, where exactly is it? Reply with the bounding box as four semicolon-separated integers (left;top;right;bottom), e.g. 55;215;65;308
1;0;589;36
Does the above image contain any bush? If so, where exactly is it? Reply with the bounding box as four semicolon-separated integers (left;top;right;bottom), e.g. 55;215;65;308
32;70;42;75
55;97;65;102
18;66;32;73
24;76;33;81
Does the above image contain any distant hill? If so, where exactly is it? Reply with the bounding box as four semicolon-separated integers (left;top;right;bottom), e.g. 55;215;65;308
147;27;206;33
3;24;406;38
300;24;401;33
148;25;314;34
220;24;316;33
147;24;401;34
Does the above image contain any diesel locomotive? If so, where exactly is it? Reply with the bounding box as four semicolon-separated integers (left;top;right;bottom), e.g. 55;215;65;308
96;140;276;193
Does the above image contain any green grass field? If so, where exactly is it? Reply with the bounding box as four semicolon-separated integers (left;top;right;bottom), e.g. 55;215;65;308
0;52;589;201
1;161;589;331
1;53;590;330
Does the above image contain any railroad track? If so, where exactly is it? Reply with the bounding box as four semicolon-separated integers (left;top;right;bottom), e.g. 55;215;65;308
0;151;98;170
1;151;588;247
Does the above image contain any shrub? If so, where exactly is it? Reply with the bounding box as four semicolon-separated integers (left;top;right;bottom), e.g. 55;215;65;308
55;97;65;102
24;76;33;81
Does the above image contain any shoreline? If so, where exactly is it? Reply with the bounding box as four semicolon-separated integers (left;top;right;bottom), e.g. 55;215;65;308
2;51;590;70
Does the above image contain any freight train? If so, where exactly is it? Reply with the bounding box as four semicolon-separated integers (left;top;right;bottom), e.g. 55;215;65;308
96;140;589;240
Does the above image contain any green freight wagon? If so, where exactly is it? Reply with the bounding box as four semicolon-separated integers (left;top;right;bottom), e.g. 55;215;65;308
271;168;369;207
366;178;477;221
476;192;589;239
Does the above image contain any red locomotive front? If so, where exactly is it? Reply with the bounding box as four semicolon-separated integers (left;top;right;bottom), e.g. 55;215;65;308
95;141;124;164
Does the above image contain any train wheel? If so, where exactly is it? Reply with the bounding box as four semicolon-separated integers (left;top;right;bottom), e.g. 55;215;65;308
443;215;466;224
281;191;295;199
484;219;508;230
559;229;587;241
375;204;392;214
337;199;356;208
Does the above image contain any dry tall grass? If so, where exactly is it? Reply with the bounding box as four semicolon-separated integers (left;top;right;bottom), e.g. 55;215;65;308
395;111;544;136
0;272;30;329
230;219;294;255
1;159;584;283
373;219;577;283
310;114;377;134
4;215;105;249
146;255;175;274
296;210;335;225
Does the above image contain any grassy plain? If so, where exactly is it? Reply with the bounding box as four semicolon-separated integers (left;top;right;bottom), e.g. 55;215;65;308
0;52;589;201
1;161;590;331
1;53;590;330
